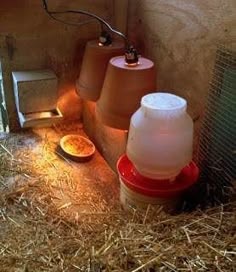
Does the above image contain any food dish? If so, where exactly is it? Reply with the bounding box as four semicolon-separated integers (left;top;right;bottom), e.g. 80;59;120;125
60;134;95;162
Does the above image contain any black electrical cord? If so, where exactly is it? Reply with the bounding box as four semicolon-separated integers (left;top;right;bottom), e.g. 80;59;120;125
42;0;139;64
42;0;128;46
42;0;100;28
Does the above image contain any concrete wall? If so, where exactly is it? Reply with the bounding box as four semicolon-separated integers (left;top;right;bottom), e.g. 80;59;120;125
128;0;235;119
83;0;235;171
127;0;235;158
0;0;114;130
81;1;129;171
83;101;128;171
1;0;235;170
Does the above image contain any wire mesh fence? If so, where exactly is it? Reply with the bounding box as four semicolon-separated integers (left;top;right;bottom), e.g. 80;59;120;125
195;45;236;207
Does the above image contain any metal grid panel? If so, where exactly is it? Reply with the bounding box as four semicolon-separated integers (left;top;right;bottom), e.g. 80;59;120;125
196;45;236;205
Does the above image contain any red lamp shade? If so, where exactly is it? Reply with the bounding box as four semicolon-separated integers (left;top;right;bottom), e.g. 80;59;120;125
96;56;156;130
76;40;125;101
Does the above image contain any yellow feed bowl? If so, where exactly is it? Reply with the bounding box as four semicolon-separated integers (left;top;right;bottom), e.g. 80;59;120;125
60;134;95;162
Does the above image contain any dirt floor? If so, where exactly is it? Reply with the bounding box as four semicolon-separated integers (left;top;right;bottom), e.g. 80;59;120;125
0;121;235;271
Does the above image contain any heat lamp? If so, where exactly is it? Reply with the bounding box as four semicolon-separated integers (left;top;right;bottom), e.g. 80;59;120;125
96;56;156;130
42;0;157;130
76;40;124;101
42;2;199;212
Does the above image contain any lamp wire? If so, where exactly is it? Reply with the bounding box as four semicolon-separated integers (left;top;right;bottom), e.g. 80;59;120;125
42;0;140;64
42;0;128;46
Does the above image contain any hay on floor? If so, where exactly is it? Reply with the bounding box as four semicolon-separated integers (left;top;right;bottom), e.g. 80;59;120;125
0;123;235;271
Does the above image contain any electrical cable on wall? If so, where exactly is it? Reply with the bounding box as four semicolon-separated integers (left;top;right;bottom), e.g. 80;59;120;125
42;0;139;65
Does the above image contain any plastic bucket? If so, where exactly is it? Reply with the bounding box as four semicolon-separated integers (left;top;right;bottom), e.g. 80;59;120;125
126;93;193;179
117;154;199;212
120;177;180;212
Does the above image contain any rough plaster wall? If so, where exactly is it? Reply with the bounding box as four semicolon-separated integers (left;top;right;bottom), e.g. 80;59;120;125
127;0;235;160
0;0;113;130
81;1;129;172
83;101;128;171
128;0;235;119
84;0;236;171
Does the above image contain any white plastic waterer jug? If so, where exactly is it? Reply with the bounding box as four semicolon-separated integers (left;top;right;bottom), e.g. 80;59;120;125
126;92;193;180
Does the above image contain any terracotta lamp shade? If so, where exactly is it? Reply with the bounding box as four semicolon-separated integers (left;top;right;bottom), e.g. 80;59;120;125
76;40;125;101
96;56;156;130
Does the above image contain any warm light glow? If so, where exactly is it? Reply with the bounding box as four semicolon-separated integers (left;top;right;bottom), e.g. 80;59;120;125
57;88;82;119
26;110;59;119
98;42;113;47
60;134;95;160
31;124;119;218
102;124;129;133
96;56;156;130
77;40;125;101
125;61;140;67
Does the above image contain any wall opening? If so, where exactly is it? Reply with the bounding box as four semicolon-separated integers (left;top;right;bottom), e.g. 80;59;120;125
0;60;9;132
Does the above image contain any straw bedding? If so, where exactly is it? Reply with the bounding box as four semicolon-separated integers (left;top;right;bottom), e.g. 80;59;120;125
0;123;235;271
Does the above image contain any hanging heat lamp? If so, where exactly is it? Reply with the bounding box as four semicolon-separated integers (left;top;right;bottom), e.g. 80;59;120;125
76;37;124;101
96;54;156;130
42;0;156;129
43;0;125;102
